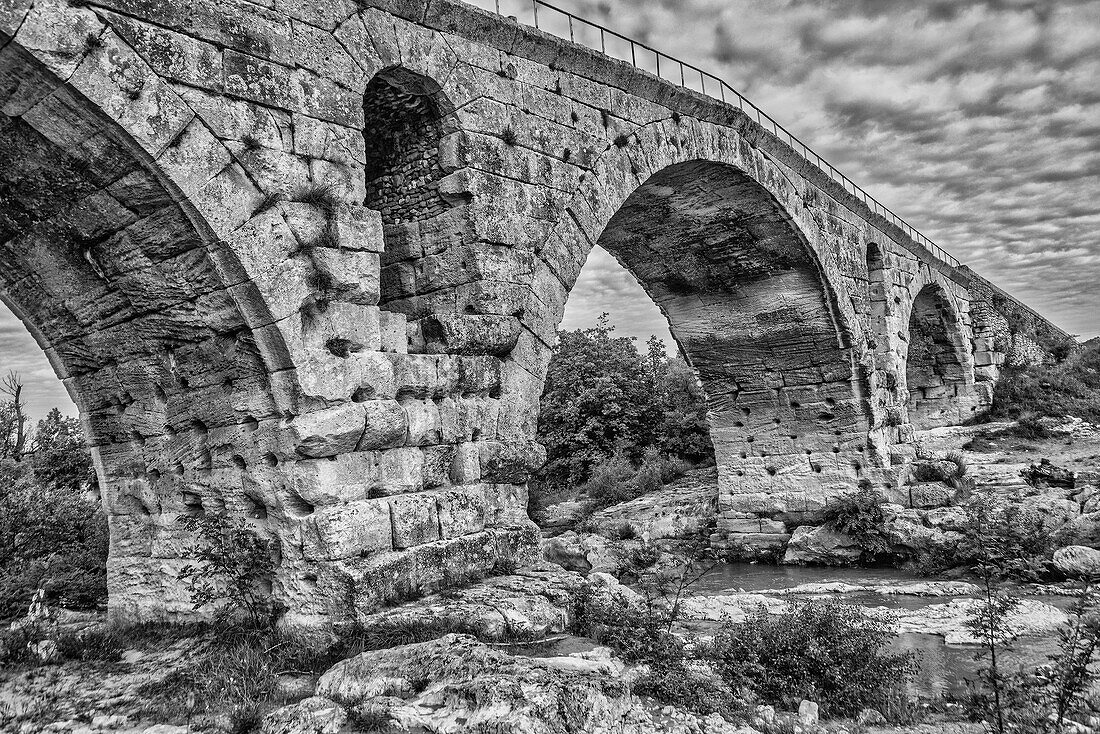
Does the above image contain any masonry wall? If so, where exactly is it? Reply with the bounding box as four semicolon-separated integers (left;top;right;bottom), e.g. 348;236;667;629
0;0;1068;625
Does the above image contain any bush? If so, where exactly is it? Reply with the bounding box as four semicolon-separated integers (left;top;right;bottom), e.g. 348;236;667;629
178;514;277;628
912;493;1057;580
985;341;1100;424
821;487;892;560
704;598;917;718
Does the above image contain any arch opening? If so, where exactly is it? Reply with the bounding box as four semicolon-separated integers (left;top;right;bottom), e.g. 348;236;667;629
569;160;874;551
0;45;291;622
904;284;973;429
363;67;463;348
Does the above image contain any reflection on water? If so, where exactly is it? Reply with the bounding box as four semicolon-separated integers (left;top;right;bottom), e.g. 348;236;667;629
699;563;1068;698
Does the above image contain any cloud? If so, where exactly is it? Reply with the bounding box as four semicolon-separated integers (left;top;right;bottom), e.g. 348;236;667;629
567;0;1100;341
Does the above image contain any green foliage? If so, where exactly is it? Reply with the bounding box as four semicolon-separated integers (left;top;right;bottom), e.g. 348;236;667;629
0;407;103;621
704;599;918;718
821;487;892;559
537;317;712;492
986;340;1100;424
178;514;277;628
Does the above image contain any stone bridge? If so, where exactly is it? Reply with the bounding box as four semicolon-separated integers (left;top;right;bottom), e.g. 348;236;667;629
0;0;1068;627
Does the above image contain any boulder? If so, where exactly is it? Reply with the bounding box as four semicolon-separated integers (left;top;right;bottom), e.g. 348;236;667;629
589;469;718;541
260;696;347;734
923;506;971;532
359;564;587;641
312;633;635;732
781;526;861;565
1019;494;1080;529
542;531;620;573
1053;546;1100;578
1056;512;1100;547
1022;459;1075;489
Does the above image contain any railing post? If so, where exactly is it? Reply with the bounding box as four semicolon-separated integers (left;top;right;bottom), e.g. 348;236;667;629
532;0;538;27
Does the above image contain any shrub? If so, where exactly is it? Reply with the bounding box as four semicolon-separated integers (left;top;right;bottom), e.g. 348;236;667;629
821;487;892;559
178;514;277;628
985;341;1100;424
704;598;917;718
912;492;1057;580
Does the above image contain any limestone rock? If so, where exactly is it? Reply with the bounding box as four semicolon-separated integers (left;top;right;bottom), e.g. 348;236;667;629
1053;546;1100;578
542;531;620;573
1022;458;1075;489
312;633;635;732
359;564;587;640
260;696;347;734
1055;512;1100;547
589;469;718;541
781;526;861;565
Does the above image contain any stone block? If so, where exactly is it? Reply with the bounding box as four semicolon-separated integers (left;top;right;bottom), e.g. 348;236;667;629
303;500;392;561
718;517;787;534
416;314;522;357
293;403;367;458
355;399;407;450
479;440;544;484
450;441;481;484
389;492;440;549
482;483;530;527
435;487;488;539
402;399;441;446
422;445;455;489
379;311;408;353
374;447;424;495
306;247;380;306
388;354;441;399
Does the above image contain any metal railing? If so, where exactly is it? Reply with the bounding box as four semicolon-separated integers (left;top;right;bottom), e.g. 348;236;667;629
466;0;961;269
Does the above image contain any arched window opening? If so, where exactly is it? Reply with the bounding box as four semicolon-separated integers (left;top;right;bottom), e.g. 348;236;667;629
363;68;453;226
363;68;460;340
905;284;970;429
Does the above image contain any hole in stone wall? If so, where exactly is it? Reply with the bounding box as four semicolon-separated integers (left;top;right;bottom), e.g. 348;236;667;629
244;494;268;520
282;489;315;519
363;67;458;329
243;415;259;432
264;453;279;467
181;491;204;517
905;283;971;429
232;455;247;470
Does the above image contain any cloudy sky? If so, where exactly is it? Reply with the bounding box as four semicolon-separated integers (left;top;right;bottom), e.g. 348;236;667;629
3;0;1098;417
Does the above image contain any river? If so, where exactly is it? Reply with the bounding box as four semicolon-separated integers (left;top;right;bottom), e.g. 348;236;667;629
695;563;1073;699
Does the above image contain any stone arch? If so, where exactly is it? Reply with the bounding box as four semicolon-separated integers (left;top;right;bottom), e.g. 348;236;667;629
902;282;975;429
547;152;875;550
0;41;310;623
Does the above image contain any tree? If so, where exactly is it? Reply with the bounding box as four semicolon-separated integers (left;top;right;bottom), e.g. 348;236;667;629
30;408;95;492
538;315;662;486
0;372;28;462
537;317;713;489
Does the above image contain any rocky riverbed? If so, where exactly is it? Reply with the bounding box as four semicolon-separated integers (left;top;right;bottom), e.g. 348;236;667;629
5;417;1100;733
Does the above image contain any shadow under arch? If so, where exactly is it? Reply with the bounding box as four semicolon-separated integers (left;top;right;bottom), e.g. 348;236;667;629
903;282;976;430
591;160;874;542
0;42;298;620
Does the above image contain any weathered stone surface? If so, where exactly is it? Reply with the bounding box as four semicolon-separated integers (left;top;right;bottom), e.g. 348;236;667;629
781;526;862;566
0;0;1066;628
1053;545;1100;578
312;634;635;732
